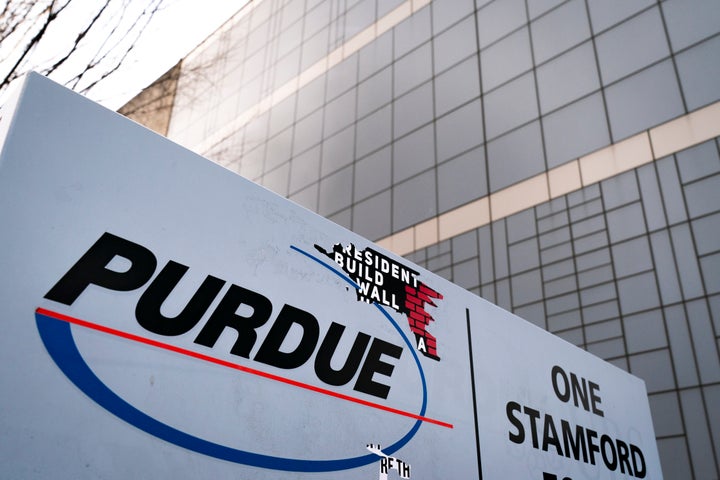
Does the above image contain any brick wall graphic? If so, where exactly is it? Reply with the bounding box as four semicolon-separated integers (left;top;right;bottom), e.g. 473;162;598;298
403;283;443;360
315;243;444;361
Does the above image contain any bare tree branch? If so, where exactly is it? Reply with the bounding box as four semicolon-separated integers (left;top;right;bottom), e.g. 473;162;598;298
0;0;166;102
43;0;111;78
75;0;164;94
1;1;56;87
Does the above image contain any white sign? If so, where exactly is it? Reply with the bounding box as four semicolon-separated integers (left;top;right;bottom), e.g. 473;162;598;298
0;73;662;479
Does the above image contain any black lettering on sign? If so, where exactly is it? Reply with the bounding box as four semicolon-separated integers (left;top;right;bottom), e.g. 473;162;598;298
136;261;225;336
314;323;371;386
506;401;647;478
43;232;406;400
193;285;273;357
551;365;604;417
254;305;320;369
543;472;572;480
354;338;403;399
45;232;157;304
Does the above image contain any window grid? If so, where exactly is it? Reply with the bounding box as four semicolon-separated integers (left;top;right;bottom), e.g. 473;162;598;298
152;1;720;476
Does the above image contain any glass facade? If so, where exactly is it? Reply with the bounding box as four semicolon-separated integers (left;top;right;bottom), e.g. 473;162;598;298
126;0;720;476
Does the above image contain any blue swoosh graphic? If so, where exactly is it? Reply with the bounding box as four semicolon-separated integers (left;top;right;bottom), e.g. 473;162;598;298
35;245;427;471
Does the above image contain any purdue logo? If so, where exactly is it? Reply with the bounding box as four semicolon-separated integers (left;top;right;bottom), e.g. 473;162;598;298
36;232;451;471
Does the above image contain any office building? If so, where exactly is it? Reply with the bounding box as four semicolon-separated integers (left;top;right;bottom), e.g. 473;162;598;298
122;0;720;477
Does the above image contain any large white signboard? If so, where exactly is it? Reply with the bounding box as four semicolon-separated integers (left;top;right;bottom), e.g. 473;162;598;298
0;73;662;479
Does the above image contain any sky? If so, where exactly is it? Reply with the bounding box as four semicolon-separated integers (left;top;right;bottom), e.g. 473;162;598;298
93;0;247;110
1;0;247;110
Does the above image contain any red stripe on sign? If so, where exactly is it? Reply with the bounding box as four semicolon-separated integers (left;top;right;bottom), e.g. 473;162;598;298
36;308;453;429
